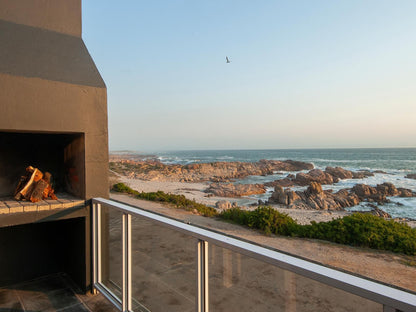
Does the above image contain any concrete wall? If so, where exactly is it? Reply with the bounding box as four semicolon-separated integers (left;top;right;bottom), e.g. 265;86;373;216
0;20;104;88
0;17;108;199
0;74;108;199
0;0;81;37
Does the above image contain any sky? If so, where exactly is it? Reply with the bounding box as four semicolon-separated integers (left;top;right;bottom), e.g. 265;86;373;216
82;1;416;152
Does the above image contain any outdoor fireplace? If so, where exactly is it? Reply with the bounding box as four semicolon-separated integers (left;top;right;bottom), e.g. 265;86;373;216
0;131;85;199
0;0;108;291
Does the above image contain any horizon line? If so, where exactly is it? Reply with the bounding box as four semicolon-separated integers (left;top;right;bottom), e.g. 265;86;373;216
110;146;416;153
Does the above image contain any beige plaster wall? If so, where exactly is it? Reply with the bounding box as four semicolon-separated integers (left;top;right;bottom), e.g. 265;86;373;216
0;73;109;199
0;0;81;37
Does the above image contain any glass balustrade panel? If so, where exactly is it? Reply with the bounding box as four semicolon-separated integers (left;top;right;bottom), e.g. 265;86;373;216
100;206;123;300
131;215;197;312
208;243;382;312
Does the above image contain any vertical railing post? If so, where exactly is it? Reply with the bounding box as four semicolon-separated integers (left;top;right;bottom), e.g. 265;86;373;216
122;213;132;312
197;240;209;312
92;202;102;292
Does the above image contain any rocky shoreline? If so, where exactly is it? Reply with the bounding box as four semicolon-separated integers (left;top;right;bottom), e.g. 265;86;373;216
110;155;416;224
110;158;313;182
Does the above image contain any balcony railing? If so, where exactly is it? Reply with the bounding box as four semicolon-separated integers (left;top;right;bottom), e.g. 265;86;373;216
92;198;416;312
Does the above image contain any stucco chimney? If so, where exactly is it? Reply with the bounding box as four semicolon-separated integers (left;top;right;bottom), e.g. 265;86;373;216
0;0;82;37
0;0;108;199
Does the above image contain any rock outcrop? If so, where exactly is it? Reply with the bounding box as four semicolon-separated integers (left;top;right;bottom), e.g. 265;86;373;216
369;207;392;218
405;173;416;180
215;200;235;209
352;182;408;203
397;188;415;197
207;183;266;197
268;182;360;210
293;169;335;186
325;166;353;180
265;167;375;188
268;181;414;211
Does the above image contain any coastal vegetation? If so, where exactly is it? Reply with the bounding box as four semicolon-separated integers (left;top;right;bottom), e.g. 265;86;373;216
113;182;416;255
221;207;416;255
112;182;217;217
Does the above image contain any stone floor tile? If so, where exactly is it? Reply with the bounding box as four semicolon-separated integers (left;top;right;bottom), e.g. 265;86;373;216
82;294;120;312
57;302;90;311
18;291;55;312
46;288;80;310
16;275;68;293
0;289;24;311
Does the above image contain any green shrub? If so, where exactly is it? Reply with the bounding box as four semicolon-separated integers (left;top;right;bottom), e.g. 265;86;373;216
220;206;299;235
112;182;139;194
220;207;250;226
112;183;217;217
247;206;299;235
220;207;416;255
299;213;416;255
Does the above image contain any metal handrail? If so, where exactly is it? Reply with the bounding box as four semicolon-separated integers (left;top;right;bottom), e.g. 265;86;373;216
92;197;416;312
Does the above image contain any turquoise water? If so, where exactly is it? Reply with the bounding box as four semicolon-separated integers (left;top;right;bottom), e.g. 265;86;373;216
154;148;416;219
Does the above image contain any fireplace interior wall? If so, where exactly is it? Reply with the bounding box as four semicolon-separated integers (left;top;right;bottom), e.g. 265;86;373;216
0;131;85;199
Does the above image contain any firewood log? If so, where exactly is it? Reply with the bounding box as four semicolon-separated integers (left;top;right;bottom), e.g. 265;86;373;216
18;168;42;199
30;179;48;203
14;167;58;202
41;172;58;200
14;175;29;197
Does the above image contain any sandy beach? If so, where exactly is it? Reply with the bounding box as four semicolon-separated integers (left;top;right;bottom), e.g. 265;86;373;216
115;175;374;225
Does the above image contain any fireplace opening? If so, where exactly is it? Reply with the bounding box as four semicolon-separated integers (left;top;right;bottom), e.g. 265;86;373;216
0;131;85;200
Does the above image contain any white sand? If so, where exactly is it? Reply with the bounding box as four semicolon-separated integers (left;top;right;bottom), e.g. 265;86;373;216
118;176;354;225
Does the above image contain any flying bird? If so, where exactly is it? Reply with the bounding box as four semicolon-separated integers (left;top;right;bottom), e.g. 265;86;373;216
226;56;231;63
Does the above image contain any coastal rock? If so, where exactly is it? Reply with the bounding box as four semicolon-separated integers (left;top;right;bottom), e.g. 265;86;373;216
376;182;399;196
352;170;375;179
351;182;405;203
405;173;416;180
215;200;232;209
264;178;295;188
332;189;360;207
306;181;323;195
373;170;388;174
397;188;415;197
361;207;392;219
352;184;378;198
269;186;301;205
268;182;359;211
325;167;353;180
259;159;314;171
110;159;314;182
294;169;334;186
269;186;286;204
266;180;402;211
266;167;376;188
206;183;266;197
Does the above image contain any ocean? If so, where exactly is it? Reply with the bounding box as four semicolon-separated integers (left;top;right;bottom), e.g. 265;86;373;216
154;148;416;219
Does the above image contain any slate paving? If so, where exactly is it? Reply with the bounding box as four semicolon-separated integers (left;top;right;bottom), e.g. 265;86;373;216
0;273;118;312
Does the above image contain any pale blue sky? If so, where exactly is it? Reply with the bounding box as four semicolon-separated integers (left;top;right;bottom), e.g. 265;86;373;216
82;1;416;151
